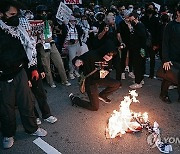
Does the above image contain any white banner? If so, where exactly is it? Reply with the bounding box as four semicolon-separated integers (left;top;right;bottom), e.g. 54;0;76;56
64;0;82;4
56;2;72;22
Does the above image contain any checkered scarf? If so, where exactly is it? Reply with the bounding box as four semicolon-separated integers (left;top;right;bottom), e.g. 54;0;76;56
0;20;37;68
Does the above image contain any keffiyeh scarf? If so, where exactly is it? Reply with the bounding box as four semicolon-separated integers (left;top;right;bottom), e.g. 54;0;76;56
0;20;37;68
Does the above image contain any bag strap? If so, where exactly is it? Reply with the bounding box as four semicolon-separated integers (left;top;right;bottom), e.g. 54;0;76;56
84;68;98;78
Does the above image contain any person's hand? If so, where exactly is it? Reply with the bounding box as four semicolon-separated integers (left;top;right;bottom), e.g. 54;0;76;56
163;61;173;71
32;70;39;80
28;80;32;87
41;72;46;79
75;59;83;67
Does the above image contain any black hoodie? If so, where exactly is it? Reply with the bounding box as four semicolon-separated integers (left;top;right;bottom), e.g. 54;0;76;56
72;40;116;84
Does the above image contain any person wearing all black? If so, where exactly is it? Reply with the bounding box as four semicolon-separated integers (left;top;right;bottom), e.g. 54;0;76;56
117;10;133;79
97;14;123;81
129;12;147;89
157;13;170;61
0;0;47;149
141;3;160;78
69;41;121;111
160;6;180;103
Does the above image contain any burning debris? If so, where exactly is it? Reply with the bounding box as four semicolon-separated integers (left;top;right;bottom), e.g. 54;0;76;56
105;90;173;153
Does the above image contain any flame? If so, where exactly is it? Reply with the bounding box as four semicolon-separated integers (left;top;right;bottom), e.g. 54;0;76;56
106;90;148;138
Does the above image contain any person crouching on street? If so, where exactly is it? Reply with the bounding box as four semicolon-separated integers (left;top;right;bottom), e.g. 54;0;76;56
69;40;121;111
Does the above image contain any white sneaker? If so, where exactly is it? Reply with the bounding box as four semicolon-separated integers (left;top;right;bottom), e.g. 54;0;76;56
62;81;71;86
129;72;135;79
69;73;75;80
36;118;41;125
50;84;56;88
31;128;47;137
169;85;177;90
121;73;126;80
74;71;80;78
44;116;57;124
129;83;142;89
3;137;14;149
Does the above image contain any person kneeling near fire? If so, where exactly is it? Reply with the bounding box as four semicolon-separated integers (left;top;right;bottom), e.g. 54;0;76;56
69;41;121;111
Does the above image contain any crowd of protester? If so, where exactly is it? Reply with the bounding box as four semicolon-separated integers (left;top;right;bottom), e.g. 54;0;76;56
0;0;179;149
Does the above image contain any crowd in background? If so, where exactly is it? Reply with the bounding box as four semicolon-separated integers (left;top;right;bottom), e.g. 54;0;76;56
0;0;180;149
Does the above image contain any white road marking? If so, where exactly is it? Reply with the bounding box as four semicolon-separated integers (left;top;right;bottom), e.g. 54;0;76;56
33;137;62;154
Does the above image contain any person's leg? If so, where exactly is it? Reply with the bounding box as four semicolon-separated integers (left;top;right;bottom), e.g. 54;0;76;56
38;45;54;86
67;44;77;75
121;48;128;73
113;52;122;81
31;78;51;119
70;84;99;111
0;80;16;138
15;69;38;134
160;80;171;97
149;47;155;78
134;54;144;84
98;78;121;98
50;43;68;83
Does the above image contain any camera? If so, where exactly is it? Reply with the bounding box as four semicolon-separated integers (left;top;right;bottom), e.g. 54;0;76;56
70;39;75;44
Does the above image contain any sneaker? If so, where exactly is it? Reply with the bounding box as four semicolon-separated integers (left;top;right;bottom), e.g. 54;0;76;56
31;128;47;137
36;118;41;125
62;81;71;86
125;66;129;72
74;71;80;78
69;73;75;80
129;72;135;79
98;96;111;104
3;137;14;149
50;84;56;88
69;93;75;106
44;116;57;124
168;85;177;90
121;73;126;80
129;83;142;89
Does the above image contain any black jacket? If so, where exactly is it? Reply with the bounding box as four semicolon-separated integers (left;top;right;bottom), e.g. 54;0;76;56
0;28;29;80
162;20;180;63
141;15;159;45
129;22;147;52
72;41;116;85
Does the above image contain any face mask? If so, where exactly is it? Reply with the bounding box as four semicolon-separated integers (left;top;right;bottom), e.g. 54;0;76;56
129;8;133;13
2;15;19;26
137;11;141;15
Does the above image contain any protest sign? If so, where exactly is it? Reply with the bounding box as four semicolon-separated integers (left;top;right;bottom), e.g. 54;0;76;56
56;2;72;22
64;0;82;5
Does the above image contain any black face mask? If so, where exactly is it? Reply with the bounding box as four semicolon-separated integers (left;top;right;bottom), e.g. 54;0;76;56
2;15;19;26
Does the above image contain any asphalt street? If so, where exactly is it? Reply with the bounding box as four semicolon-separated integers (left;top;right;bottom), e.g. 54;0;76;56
0;67;180;154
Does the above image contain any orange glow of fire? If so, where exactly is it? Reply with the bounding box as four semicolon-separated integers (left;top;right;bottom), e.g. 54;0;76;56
106;90;148;138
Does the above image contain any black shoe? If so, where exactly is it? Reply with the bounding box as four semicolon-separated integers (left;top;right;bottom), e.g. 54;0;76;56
69;93;75;106
98;96;111;104
159;95;172;104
